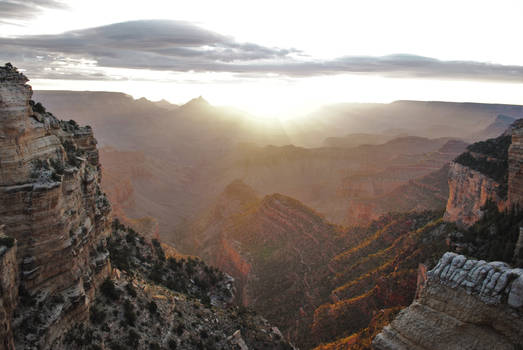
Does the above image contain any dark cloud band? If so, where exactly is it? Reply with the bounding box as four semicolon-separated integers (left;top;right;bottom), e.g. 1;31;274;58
0;0;67;20
1;19;522;82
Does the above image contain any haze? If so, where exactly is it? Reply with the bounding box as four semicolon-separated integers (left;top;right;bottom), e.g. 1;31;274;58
1;0;523;117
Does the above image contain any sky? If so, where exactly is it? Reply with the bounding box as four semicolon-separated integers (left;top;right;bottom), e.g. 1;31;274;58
1;0;522;118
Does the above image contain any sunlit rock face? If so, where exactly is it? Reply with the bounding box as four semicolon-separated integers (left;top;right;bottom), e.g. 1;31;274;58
373;252;523;350
443;162;505;228
444;120;523;228
0;63;112;349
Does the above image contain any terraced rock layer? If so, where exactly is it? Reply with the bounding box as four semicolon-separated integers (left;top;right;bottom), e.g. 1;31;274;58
0;63;112;349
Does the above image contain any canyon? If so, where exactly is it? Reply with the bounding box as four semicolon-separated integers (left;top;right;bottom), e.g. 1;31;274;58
34;90;523;241
1;63;521;349
177;118;523;349
0;64;293;350
371;119;523;349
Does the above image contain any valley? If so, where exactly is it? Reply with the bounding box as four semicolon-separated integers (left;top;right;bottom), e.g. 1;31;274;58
0;63;521;350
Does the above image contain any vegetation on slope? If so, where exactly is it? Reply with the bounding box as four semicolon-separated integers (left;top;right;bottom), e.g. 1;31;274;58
60;220;294;350
310;211;449;348
454;134;511;188
449;200;523;266
313;307;402;350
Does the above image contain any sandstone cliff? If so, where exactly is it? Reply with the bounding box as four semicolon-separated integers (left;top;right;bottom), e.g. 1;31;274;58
373;252;523;350
443;162;505;227
444;120;523;228
0;63;112;349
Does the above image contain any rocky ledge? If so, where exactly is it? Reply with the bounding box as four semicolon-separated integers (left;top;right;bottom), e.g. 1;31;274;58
372;252;523;350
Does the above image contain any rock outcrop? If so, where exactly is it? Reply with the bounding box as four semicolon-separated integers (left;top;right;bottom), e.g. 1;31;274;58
373;252;523;350
0;63;112;349
444;121;523;228
443;162;505;227
508;119;523;207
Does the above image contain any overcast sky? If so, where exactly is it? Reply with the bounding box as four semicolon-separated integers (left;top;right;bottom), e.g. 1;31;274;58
1;0;522;117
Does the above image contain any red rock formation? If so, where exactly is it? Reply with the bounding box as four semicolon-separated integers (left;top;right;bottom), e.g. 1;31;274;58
185;181;343;347
443;162;505;227
444;120;522;228
0;64;112;349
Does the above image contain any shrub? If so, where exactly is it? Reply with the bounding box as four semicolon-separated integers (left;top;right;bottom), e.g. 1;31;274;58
90;306;106;324
0;235;14;248
100;278;120;301
126;329;140;347
148;301;158;314
149;343;161;350
123;300;136;326
175;323;184;336
125;283;137;298
31;101;46;114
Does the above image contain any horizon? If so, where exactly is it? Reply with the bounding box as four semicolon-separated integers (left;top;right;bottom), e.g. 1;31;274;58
32;87;523;120
2;0;523;117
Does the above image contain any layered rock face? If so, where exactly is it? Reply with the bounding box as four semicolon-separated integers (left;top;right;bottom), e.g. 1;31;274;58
184;180;343;347
0;226;18;350
373;252;523;350
0;64;112;348
443;162;505;227
508;119;523;207
443;123;523;228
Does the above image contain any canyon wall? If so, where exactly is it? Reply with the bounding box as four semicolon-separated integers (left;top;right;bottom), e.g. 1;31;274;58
443;162;505;227
508;120;523;207
0;63;112;349
0;226;17;350
373;252;523;350
444;121;522;228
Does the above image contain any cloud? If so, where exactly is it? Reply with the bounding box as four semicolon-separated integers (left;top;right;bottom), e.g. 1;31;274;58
0;0;67;21
1;19;522;83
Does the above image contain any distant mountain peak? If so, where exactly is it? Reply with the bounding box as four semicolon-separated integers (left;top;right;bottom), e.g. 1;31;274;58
153;98;178;110
182;95;211;109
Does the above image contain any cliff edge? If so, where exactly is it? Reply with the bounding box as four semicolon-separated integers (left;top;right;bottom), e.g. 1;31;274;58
373;252;523;349
0;63;112;349
444;120;522;228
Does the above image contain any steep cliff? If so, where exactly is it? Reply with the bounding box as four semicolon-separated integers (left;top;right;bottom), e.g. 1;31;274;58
373;252;523;350
508;119;523;207
443;162;505;227
0;227;17;350
0;63;112;349
370;122;523;350
444;121;523;228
